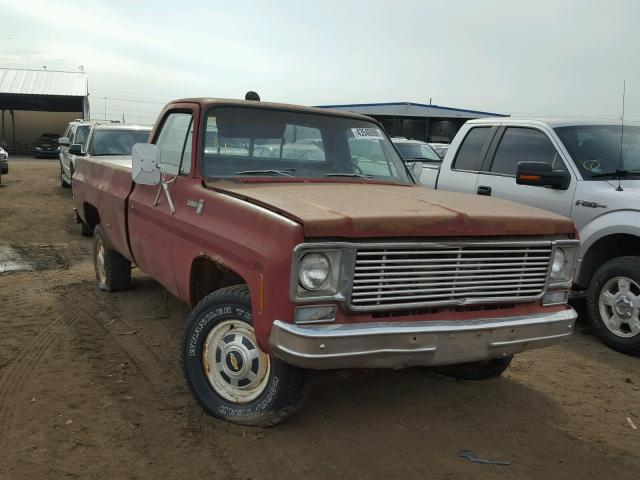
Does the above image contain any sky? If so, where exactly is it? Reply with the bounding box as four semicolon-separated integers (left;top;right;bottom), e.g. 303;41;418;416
0;0;638;124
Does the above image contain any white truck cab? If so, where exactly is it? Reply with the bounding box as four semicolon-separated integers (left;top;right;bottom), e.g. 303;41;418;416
422;118;640;355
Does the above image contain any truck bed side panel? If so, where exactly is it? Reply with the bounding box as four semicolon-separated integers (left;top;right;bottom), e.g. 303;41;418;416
73;157;134;261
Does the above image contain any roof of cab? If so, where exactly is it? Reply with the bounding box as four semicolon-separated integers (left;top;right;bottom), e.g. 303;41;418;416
92;123;152;131
167;98;377;123
467;117;640;128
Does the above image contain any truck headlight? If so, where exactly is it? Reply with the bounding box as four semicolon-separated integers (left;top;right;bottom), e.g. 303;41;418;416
291;246;347;300
299;253;331;290
551;248;566;277
548;243;578;285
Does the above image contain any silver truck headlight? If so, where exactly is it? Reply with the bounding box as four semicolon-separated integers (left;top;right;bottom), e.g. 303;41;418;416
299;253;331;290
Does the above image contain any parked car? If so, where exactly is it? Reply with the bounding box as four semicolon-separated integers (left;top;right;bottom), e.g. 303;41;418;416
34;133;61;158
59;123;151;189
0;146;8;174
392;138;442;164
73;97;578;426
428;142;450;159
418;117;640;355
58;120;91;188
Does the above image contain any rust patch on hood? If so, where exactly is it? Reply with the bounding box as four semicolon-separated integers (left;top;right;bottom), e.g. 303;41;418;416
208;181;574;238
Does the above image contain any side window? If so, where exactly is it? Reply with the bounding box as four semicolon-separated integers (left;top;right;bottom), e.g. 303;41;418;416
452;127;491;171
155;112;192;176
490;127;564;176
75;125;90;145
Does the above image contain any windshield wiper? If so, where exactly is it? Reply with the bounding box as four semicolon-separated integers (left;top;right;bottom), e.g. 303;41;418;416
590;169;640;179
235;169;295;177
325;172;372;179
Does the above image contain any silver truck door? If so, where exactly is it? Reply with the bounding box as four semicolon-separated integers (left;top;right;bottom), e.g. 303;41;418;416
436;125;497;194
475;126;576;218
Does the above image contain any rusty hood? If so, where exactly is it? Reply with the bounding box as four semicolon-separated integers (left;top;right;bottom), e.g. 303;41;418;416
209;181;575;238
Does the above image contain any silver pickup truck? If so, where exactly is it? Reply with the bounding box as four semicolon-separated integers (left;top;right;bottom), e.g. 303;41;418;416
419;118;640;355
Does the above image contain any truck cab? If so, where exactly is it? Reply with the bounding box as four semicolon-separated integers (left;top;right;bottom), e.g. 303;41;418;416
424;118;640;354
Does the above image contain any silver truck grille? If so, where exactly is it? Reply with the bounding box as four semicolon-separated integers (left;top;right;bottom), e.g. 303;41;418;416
349;242;552;310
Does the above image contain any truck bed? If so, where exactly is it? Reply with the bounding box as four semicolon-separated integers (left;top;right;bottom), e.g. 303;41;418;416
73;156;135;261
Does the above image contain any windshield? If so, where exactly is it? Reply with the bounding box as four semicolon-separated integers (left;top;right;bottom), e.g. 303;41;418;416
89;129;151;156
555;125;640;179
201;107;411;183
394;142;441;161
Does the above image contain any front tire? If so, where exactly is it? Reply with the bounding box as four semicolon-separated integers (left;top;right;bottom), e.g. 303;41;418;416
60;162;70;188
182;285;309;427
93;224;131;292
435;356;513;380
587;256;640;355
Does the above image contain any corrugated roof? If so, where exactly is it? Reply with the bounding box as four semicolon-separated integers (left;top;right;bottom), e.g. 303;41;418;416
316;102;508;119
0;68;88;97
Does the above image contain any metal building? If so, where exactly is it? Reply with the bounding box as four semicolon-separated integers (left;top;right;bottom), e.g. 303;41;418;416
316;102;508;143
0;68;89;152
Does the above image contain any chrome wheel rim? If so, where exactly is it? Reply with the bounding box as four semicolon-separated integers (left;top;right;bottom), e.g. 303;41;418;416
202;319;270;402
95;238;107;285
598;276;640;338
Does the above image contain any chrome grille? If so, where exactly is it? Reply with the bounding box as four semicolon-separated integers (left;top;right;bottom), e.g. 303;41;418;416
349;242;551;310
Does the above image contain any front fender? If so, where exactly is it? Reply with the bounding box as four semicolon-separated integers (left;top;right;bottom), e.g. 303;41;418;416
576;210;640;285
173;183;305;352
578;210;640;257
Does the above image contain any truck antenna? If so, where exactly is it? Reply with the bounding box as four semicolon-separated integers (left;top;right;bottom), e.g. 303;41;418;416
616;80;626;192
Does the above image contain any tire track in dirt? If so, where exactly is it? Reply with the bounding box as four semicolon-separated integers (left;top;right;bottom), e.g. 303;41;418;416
0;309;82;460
60;284;242;480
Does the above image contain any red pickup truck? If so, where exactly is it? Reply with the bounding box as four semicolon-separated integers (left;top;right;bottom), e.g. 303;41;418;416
73;97;579;426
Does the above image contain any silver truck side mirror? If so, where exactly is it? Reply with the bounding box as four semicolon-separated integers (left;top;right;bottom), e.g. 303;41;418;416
132;143;161;185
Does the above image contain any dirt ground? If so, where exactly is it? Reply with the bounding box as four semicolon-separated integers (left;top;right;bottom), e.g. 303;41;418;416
0;158;639;480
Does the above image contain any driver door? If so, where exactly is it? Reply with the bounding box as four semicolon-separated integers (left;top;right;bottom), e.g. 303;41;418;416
128;109;194;296
475;126;576;218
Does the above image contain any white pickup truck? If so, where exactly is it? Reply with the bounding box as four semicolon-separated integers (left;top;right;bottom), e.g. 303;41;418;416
419;118;640;355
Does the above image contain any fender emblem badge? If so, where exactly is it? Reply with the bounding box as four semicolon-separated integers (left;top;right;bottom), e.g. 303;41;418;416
187;199;205;215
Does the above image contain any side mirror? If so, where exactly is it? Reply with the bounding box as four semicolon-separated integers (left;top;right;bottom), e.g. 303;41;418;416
405;160;423;181
516;162;570;190
58;137;70;146
69;143;84;156
132;143;161;185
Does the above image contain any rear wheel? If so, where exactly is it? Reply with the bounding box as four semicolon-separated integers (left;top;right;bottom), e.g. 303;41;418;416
182;285;309;427
435;356;513;380
93;225;131;292
587;257;640;355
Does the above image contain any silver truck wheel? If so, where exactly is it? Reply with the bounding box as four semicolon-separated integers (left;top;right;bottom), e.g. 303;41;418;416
95;236;107;285
202;320;271;402
598;276;640;338
587;256;640;356
92;225;132;292
182;285;310;427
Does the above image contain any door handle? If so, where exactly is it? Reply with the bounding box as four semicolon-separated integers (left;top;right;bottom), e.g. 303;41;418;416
477;185;492;196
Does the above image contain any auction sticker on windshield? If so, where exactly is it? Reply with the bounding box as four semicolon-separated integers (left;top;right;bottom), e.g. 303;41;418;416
352;127;385;139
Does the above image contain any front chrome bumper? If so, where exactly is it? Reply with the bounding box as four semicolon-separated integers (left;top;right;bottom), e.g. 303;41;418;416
269;309;576;369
